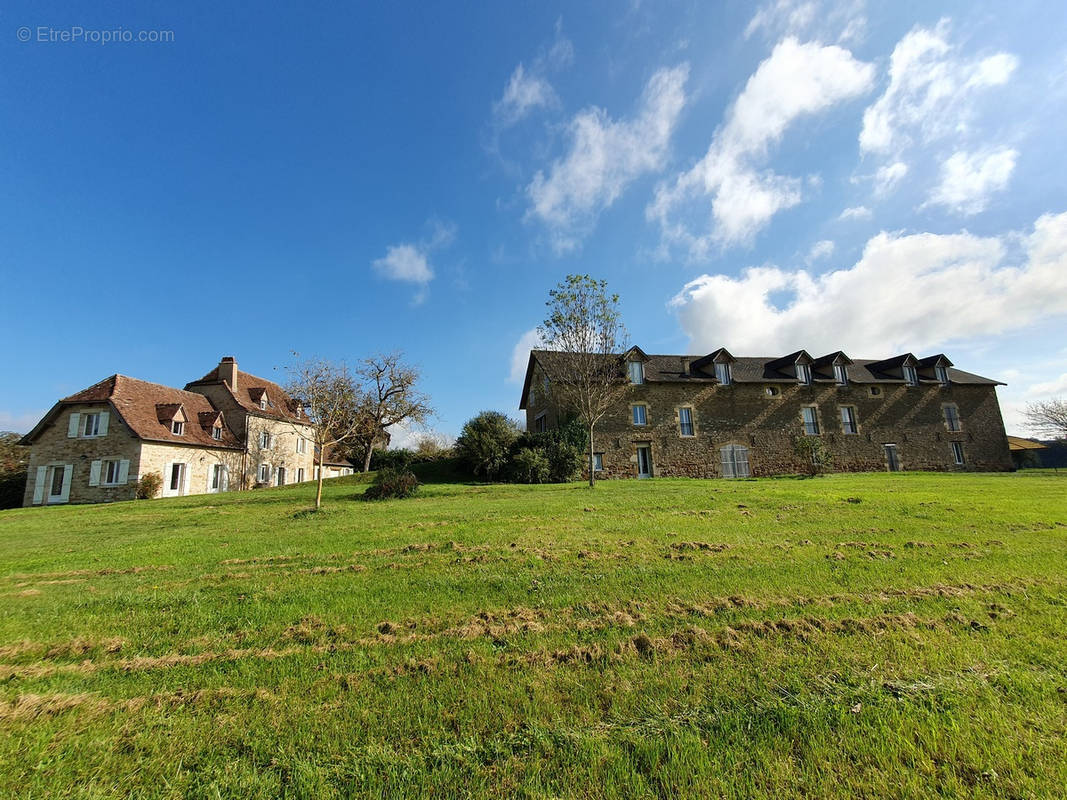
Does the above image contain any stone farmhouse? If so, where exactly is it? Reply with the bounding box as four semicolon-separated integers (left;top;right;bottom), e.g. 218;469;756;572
519;347;1012;479
20;357;353;507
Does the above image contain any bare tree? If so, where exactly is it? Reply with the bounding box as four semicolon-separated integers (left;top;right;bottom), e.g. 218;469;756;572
1023;398;1067;440
285;358;364;509
353;353;434;472
538;275;628;488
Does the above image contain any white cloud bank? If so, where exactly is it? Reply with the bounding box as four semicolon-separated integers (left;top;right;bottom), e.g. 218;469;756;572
925;147;1018;215
649;38;874;256
526;64;689;254
671;211;1067;356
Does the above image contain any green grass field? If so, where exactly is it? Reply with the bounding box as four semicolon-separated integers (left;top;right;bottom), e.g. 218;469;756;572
1;471;1065;798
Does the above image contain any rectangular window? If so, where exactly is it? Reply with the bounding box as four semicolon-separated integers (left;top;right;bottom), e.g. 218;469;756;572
297;467;305;482
83;413;100;437
593;453;604;472
259;431;271;449
943;405;961;431
935;365;949;385
258;464;270;483
211;464;223;490
951;441;965;465
903;365;918;386
212;426;222;441
632;404;647;426
840;406;857;435
796;364;812;385
628;361;644;384
277;467;286;486
171;420;184;435
715;363;731;385
802;407;820;435
296;437;306;454
534;413;547;433
678;407;694;436
833;364;848;385
636;446;652;478
169;463;184;492
50;465;66;496
103;459;121;485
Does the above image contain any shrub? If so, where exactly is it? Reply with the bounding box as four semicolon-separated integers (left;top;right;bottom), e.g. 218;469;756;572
136;471;162;499
0;472;26;510
363;467;420;501
455;411;520;480
370;448;414;471
794;437;833;476
510;447;550;484
544;438;583;482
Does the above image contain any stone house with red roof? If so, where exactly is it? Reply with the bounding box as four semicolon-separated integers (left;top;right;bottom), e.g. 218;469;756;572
520;346;1012;479
19;357;353;506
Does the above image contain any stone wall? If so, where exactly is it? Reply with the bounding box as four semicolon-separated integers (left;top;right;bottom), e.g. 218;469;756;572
243;416;317;488
526;379;1012;479
23;402;142;506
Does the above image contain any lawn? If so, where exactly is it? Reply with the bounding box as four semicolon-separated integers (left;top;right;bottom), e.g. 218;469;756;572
0;471;1065;798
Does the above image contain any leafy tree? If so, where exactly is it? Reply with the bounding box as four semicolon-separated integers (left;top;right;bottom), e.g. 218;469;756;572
511;447;550;484
538;275;628;487
0;432;28;509
353;353;434;473
285;357;365;510
794;437;833;476
1023;398;1067;440
456;411;520;480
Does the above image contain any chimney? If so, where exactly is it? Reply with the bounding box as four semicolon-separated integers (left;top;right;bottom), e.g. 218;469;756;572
219;356;238;389
681;357;690;376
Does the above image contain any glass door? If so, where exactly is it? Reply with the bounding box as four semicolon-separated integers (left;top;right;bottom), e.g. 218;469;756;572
636;446;652;478
884;444;900;472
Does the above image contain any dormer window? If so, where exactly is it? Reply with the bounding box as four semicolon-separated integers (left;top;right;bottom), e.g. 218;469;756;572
628;361;644;385
935;365;949;385
796;364;812;385
172;420;184;435
833;364;848;385
212;425;222;441
715;363;732;385
903;365;918;386
259;395;268;410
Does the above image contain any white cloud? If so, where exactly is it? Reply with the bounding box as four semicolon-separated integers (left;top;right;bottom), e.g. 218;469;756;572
509;328;544;383
860;21;1018;156
526;64;689;254
745;0;866;44
874;160;908;194
745;0;817;39
0;409;45;435
925;147;1017;215
493;64;558;126
1027;372;1067;397
838;205;873;221
670;210;1067;357
805;239;835;264
371;220;456;304
649;38;874;256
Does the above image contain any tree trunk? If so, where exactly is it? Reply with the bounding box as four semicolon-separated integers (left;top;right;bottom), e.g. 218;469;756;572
587;422;596;488
315;452;324;510
362;440;373;473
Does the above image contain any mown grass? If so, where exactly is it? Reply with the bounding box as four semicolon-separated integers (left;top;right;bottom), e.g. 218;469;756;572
0;471;1065;798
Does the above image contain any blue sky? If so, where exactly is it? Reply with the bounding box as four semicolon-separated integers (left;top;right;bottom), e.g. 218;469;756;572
2;0;1066;441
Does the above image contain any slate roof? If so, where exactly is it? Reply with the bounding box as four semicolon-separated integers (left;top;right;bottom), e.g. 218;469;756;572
185;365;309;425
22;375;242;449
520;349;1003;408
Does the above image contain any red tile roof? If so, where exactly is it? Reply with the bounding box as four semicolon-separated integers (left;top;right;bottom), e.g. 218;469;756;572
185;366;309;424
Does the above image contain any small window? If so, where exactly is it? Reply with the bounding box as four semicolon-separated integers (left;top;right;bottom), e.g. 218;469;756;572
951;441;964;465
802;407;820;435
632;404;648;426
171;420;184;435
258;464;270;483
211;464;224;490
678;407;694;437
943;405;961;432
259;431;271;449
935;365;949;385
903;365;918;386
534;413;547;433
83;413;100;437
296;437;306;454
765;386;780;397
715;363;731;385
103;459;121;485
796;364;812;385
833;364;848;385
212;425;222;441
840;406;857;435
593;453;604;472
628;361;645;385
259;395;268;410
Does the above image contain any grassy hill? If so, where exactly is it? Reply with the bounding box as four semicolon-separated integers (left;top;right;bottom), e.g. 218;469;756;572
1;471;1065;798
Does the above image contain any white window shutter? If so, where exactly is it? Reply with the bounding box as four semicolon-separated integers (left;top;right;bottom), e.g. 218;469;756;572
33;466;47;504
89;460;102;486
59;465;73;502
182;464;190;496
162;463;171;496
98;411;109;436
221;465;229;491
118;460;130;485
68;413;81;438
